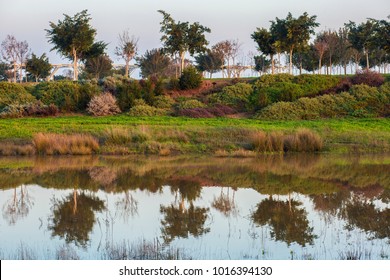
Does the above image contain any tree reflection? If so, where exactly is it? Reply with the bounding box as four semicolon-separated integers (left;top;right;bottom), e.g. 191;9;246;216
2;185;34;225
160;178;209;243
341;198;390;239
251;196;316;246
212;187;238;217
115;191;138;222
48;190;105;247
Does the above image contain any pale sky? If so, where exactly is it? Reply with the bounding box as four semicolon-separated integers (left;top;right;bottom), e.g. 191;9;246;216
1;0;389;68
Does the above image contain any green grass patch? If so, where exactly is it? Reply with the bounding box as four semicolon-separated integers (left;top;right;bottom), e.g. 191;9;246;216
0;116;389;154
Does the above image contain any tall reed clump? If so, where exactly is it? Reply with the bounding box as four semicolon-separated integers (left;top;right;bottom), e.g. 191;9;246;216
283;129;323;152
251;129;323;153
33;133;99;155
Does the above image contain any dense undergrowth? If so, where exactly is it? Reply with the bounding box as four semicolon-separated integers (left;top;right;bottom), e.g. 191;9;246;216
0;71;389;155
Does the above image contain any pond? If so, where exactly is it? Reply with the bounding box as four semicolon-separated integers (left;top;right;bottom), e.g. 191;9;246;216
0;154;389;260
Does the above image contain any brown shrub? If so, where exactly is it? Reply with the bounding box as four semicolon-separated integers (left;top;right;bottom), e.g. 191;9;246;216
351;70;385;87
33;133;99;155
87;92;121;116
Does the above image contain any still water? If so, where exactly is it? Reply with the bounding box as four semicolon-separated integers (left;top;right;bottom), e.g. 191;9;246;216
0;154;389;260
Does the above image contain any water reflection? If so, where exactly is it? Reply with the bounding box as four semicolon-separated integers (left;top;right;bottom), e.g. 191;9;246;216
0;154;389;259
48;190;105;247
2;185;33;225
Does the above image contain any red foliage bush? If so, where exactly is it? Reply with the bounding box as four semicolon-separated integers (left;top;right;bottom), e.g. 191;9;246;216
351;70;385;87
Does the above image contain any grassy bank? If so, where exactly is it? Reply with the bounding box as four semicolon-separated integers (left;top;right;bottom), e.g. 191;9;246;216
0;116;389;155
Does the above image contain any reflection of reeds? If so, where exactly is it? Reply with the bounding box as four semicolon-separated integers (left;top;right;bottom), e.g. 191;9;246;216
101;239;189;260
33;133;99;155
0;142;35;156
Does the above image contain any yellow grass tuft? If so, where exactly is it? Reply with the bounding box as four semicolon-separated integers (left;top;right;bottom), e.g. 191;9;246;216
33;133;99;155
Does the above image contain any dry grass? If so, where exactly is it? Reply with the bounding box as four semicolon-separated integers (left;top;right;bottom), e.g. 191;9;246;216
284;128;323;152
0;142;35;156
33;133;99;155
251;129;323;153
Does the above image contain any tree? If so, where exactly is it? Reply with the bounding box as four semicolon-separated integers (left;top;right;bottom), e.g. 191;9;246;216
136;48;174;78
46;10;105;80
322;30;339;74
253;54;271;74
271;12;319;74
251;28;277;74
26;53;51;82
314;32;328;74
1;35;29;83
336;28;354;75
376;16;390;55
195;49;224;78
115;30;138;78
84;54;113;79
212;40;241;78
345;19;377;70
0;62;12;81
158;10;210;74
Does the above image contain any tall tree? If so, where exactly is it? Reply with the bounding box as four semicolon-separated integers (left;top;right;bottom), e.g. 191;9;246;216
345;19;377;70
46;10;104;80
195;49;224;78
336;28;353;75
251;28;277;74
158;10;210;74
271;12;319;74
26;53;51;82
1;35;29;83
115;30;138;78
314;32;329;74
323;30;339;74
84;54;113;79
136;48;174;78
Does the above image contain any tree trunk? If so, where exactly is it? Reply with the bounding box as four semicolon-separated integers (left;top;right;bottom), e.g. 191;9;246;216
365;50;370;70
72;47;78;81
19;65;23;83
344;63;347;75
289;48;293;75
318;57;322;74
13;62;17;83
271;54;275;75
180;52;186;74
125;59;130;78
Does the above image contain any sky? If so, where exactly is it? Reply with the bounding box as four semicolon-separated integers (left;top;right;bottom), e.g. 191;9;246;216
0;0;389;75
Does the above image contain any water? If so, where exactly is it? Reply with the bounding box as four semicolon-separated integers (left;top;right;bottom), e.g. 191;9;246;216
0;154;389;260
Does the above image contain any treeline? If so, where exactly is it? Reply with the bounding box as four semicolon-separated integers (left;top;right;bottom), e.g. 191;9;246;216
0;10;389;82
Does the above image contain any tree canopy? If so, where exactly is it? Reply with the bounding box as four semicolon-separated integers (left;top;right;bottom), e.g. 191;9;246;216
158;10;210;74
46;10;106;80
26;53;51;82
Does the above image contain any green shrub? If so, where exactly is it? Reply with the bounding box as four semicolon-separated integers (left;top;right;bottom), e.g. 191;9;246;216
116;80;142;111
32;81;82;112
293;74;341;96
152;95;175;109
257;84;390;120
128;104;167;116
177;99;206;110
253;74;294;88
0;82;36;110
209;83;253;110
179;66;202;90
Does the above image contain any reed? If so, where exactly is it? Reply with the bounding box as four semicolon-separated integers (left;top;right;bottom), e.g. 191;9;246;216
33;133;99;155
